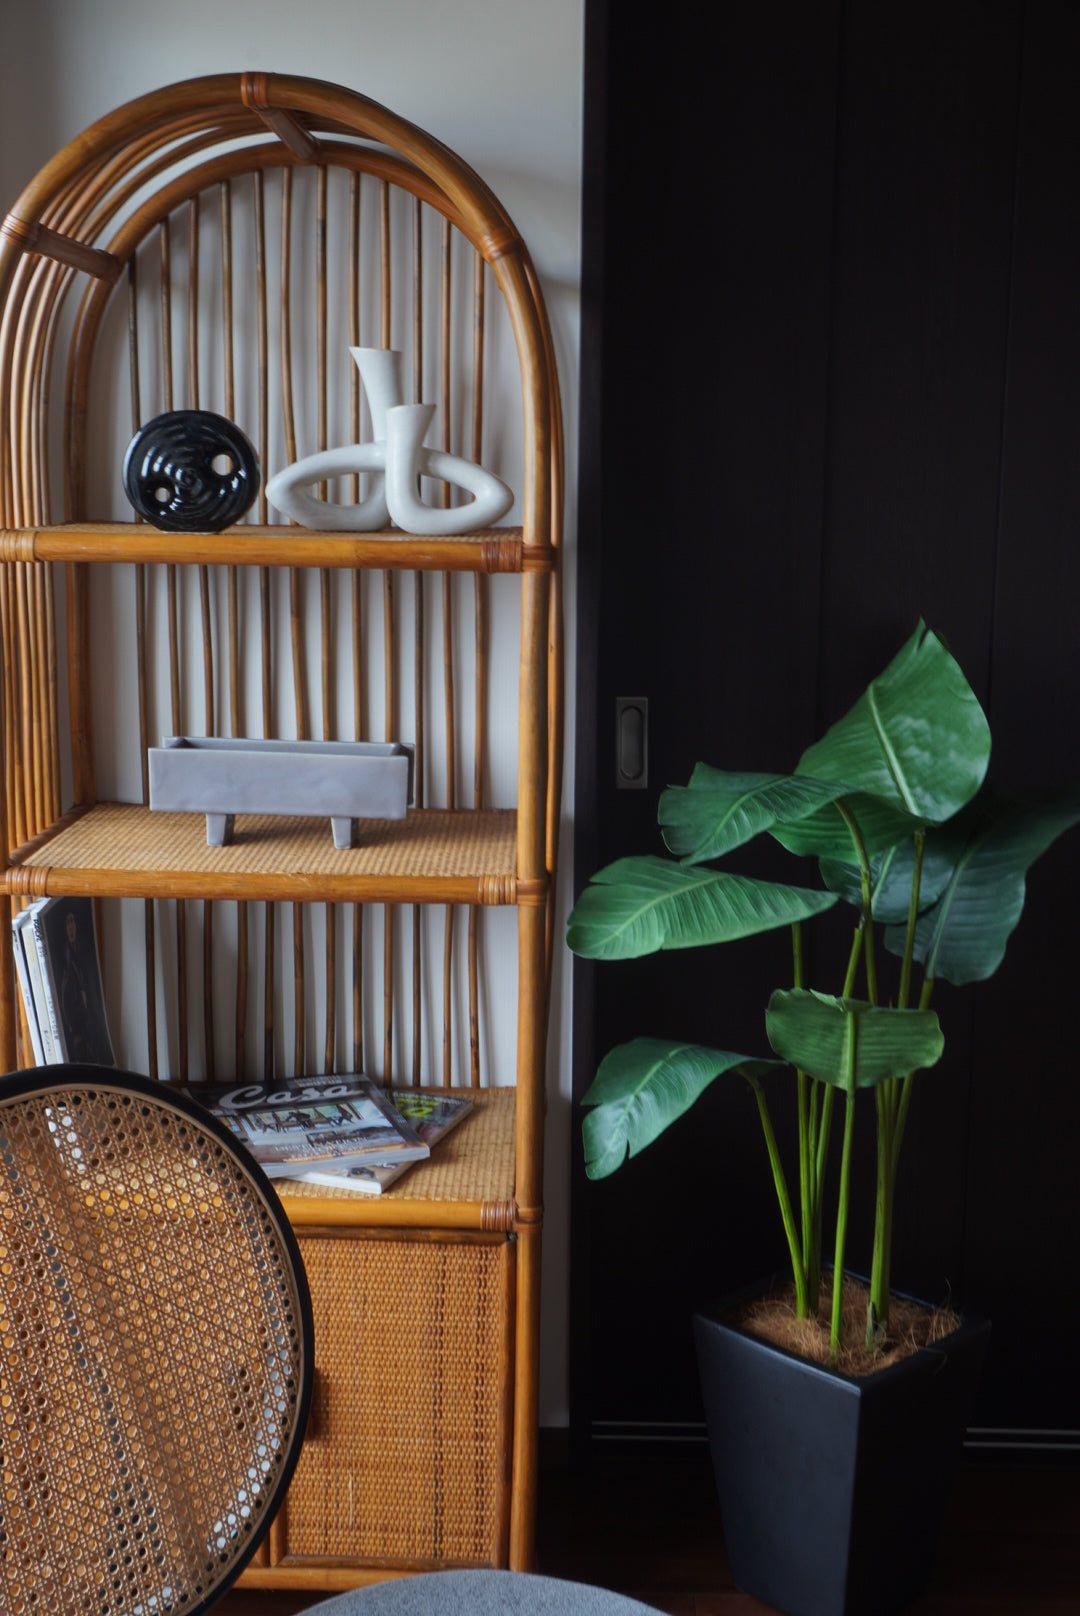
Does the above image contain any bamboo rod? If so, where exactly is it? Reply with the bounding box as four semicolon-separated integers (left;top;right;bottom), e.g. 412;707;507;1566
380;175;394;1085
190;200;216;1079
254;168;274;1082
129;257;158;1077
3;525;536;572
469;247;486;1088
135;562;158;1079
0;567;20;853
187;197;199;408
15;566;38;845
411;196;424;1085
26;565;44;835
24;258;61;833
280;164;306;1073
160;217;173;406
160;214;188;1079
220;176;246;1077
316;163;336;1075
348;168;364;1075
441;216;454;1085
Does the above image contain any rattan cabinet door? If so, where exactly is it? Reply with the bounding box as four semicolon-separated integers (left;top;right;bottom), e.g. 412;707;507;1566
273;1229;515;1573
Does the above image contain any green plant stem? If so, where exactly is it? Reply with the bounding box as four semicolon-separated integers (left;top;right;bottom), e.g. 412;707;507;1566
869;1088;893;1340
806;926;865;1319
871;840;928;1339
751;1077;809;1317
831;1077;857;1361
806;1076;821;1312
891;975;936;1175
841;926;864;998
836;800;877;1004
792;924;812;1280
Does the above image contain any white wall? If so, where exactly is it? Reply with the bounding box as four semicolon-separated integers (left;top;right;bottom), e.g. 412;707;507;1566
0;0;582;1428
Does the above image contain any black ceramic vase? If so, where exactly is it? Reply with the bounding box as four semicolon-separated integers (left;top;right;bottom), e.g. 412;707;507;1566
693;1285;990;1616
123;410;259;533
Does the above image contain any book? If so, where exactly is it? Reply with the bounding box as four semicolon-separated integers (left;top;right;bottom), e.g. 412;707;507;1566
27;896;116;1067
186;1073;430;1179
290;1087;474;1194
10;908;46;1065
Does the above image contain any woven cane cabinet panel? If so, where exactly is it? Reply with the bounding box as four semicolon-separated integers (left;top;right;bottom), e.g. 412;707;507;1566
0;72;561;1586
277;1232;513;1570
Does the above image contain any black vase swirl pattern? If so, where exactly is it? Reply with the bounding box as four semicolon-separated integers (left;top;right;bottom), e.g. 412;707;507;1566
123;410;259;533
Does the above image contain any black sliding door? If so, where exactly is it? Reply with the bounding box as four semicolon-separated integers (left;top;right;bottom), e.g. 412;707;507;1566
572;0;1080;1452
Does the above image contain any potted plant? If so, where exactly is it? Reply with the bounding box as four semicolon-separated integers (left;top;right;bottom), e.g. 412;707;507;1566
567;623;1080;1616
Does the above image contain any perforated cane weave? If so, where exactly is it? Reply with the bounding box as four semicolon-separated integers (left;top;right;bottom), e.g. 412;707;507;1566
284;1233;513;1566
0;1067;313;1616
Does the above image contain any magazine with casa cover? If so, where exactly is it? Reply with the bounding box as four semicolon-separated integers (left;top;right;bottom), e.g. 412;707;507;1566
290;1087;475;1195
187;1074;429;1178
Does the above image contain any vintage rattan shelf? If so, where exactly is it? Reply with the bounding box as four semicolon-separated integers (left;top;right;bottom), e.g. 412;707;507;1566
4;802;525;905
0;69;562;1587
0;522;554;574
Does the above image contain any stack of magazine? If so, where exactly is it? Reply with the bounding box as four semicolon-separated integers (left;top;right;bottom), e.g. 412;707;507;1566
10;895;116;1066
291;1086;474;1194
189;1074;472;1192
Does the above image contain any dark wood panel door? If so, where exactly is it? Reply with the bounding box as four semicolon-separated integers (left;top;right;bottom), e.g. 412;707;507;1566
572;0;842;1438
573;0;1080;1447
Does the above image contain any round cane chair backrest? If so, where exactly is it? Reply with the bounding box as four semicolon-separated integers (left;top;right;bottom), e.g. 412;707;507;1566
0;1064;313;1616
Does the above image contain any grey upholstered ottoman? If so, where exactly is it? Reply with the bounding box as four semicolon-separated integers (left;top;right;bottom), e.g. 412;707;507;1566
309;1570;658;1614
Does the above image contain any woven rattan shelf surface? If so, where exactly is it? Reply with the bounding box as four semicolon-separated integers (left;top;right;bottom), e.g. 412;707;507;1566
5;802;521;904
276;1088;516;1231
0;522;555;574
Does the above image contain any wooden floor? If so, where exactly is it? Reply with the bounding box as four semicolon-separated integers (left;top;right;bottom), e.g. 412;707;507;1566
218;1450;1080;1614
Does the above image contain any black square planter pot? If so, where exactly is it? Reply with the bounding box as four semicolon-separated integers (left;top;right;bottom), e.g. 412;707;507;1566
693;1288;991;1616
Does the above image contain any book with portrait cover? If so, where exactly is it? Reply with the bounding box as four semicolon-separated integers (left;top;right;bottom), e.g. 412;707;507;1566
185;1073;429;1178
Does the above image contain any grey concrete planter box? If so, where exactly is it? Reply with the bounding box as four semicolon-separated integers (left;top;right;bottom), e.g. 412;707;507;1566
149;736;414;848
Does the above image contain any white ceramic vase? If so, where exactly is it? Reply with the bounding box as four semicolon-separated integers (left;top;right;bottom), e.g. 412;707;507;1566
265;348;513;535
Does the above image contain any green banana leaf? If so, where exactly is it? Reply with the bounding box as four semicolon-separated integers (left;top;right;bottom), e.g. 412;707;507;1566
820;835;958;923
883;785;1080;985
566;855;838;961
795;623;991;823
765;988;944;1089
581;1037;782;1179
771;791;925;861
658;768;851;863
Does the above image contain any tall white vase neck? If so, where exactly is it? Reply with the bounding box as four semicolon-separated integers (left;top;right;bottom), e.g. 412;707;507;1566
350;346;403;438
264;346;514;536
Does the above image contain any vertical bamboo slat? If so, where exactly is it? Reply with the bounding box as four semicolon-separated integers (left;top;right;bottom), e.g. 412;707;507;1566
280;164;307;1074
348;169;364;1075
469;247;487;1089
129;253;158;1079
316;163;336;1076
379;176;394;1085
160;214;189;1080
440;216;454;1088
189;196;216;1080
411;196;424;1086
221;176;247;1078
254;167;275;1082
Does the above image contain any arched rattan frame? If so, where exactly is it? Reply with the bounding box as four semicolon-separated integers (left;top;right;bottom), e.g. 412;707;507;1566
0;73;563;1573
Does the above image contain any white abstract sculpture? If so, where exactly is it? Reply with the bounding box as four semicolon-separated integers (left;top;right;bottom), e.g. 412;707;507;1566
265;347;514;536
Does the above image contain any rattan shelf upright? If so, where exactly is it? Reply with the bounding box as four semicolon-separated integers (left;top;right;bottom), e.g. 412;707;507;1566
0;73;562;1588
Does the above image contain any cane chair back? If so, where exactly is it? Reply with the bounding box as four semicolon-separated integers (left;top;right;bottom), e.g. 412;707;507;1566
0;1064;314;1616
